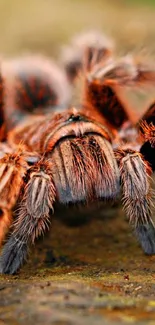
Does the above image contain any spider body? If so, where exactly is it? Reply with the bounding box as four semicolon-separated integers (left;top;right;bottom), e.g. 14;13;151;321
0;34;155;274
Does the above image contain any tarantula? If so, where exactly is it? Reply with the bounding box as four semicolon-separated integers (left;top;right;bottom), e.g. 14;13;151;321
0;32;155;275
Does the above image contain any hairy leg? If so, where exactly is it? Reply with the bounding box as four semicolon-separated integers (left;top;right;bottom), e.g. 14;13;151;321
0;160;56;274
84;56;155;128
60;30;114;83
0;146;28;245
116;149;155;254
139;103;155;171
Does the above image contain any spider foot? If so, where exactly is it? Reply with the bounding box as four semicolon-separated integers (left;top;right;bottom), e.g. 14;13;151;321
116;149;155;254
135;224;155;255
0;236;27;275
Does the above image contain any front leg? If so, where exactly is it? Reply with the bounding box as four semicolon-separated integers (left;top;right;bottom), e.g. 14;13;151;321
116;149;155;255
0;160;56;274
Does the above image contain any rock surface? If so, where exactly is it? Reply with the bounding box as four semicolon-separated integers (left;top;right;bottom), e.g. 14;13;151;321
0;203;155;325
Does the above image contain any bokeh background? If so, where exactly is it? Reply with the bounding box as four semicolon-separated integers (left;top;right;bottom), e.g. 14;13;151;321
0;0;154;113
0;0;155;57
0;0;154;116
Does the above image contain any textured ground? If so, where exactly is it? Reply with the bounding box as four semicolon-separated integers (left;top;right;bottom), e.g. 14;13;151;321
0;202;155;325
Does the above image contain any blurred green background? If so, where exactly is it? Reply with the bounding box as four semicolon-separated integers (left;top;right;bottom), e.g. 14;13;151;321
0;0;155;58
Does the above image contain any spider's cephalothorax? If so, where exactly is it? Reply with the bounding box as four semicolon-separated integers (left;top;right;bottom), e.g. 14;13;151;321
0;33;155;274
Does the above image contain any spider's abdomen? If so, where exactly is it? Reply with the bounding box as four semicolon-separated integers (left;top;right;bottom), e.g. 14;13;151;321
50;134;120;204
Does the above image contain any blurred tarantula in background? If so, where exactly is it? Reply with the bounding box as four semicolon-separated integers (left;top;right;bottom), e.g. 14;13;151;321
0;30;154;274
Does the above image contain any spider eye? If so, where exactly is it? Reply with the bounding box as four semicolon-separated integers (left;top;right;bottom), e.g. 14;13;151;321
68;114;83;122
26;155;40;165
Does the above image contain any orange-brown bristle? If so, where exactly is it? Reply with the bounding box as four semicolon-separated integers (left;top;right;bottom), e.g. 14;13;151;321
140;121;155;147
